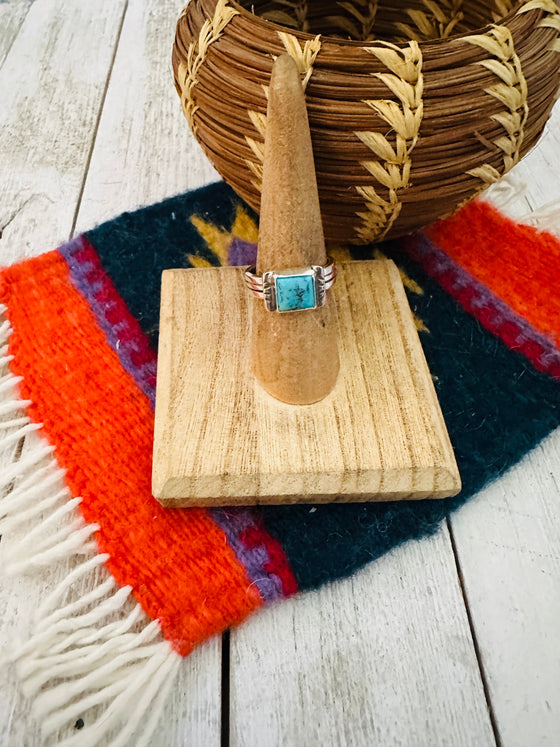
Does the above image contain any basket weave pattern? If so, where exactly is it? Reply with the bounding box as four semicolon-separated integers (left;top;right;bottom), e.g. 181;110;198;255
173;0;560;244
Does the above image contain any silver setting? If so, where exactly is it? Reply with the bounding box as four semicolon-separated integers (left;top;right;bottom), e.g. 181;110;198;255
244;260;337;313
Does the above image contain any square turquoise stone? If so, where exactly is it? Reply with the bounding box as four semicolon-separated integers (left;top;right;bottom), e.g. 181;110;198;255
275;273;316;312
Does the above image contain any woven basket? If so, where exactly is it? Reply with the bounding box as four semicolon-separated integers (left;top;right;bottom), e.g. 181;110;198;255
173;0;560;244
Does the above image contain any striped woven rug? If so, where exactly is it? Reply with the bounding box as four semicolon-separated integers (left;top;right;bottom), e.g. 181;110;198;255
0;181;559;747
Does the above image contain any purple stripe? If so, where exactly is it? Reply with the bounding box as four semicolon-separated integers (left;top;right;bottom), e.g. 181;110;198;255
60;236;157;407
210;508;284;602
410;232;560;373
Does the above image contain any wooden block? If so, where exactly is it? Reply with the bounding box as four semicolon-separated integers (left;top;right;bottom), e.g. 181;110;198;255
152;260;461;506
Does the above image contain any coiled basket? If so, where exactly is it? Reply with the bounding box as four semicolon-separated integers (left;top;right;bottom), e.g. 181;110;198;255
173;0;560;244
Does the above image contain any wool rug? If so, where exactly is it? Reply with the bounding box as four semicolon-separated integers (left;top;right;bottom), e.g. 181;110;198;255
1;181;559;746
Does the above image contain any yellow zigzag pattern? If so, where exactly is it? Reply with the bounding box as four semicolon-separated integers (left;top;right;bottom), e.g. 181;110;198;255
188;205;258;267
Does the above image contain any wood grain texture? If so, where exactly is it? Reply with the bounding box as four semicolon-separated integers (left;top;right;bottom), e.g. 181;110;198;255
230;526;496;747
0;0;127;261
0;1;31;70
74;0;219;234
449;430;560;747
153;260;460;505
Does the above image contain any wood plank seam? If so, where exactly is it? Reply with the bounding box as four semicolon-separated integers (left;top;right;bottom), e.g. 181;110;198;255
446;516;503;747
69;0;130;239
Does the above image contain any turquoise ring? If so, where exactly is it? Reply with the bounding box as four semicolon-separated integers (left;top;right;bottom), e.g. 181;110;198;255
244;260;337;313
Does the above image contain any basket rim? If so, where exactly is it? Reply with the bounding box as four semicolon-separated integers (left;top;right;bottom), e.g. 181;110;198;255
226;0;525;51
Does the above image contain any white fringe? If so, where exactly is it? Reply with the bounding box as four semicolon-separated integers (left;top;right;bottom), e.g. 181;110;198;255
484;170;528;211
8;580;181;747
482;172;560;236
517;201;560;234
0;310;183;747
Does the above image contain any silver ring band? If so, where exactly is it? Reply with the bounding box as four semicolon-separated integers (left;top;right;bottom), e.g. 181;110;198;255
245;260;337;313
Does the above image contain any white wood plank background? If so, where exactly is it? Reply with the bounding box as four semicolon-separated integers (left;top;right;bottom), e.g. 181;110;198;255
230;527;495;747
0;1;559;745
0;0;31;69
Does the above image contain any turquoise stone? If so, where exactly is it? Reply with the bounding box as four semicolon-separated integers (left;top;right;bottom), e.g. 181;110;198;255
275;273;316;312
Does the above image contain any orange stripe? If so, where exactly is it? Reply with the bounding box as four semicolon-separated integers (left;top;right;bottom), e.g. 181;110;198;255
0;251;262;655
426;201;560;346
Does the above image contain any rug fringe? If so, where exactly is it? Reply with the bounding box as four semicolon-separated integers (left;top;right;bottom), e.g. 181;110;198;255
0;427;100;574
484;172;560;236
518;200;560;233
8;567;181;747
484;170;528;211
0;309;183;747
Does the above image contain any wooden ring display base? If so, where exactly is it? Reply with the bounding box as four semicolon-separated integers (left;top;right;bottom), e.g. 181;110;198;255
152;259;461;507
